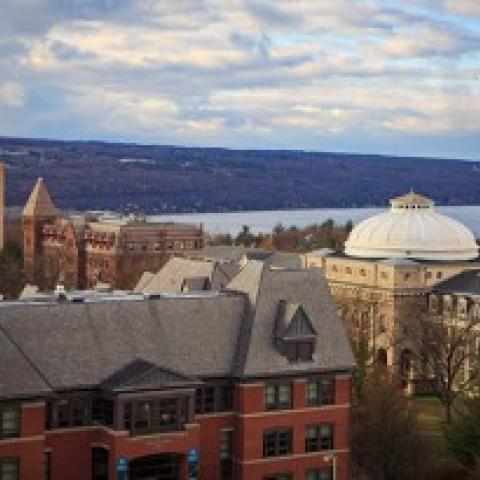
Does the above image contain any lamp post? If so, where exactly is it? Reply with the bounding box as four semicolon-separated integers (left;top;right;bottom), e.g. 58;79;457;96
323;453;337;480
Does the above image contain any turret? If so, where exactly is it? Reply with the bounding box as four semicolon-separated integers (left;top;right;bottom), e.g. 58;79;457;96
22;177;57;284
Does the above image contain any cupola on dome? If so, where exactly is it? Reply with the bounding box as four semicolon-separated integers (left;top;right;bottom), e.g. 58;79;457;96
344;192;478;261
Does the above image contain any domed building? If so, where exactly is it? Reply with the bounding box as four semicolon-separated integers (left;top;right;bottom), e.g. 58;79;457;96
345;192;478;261
305;192;480;384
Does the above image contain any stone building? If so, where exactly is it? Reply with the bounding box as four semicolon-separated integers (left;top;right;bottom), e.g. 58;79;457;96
22;177;205;290
0;263;354;480
305;192;480;381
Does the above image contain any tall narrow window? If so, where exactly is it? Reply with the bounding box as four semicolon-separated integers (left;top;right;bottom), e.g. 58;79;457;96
0;406;19;439
92;447;109;480
43;452;51;480
195;387;215;414
220;430;233;480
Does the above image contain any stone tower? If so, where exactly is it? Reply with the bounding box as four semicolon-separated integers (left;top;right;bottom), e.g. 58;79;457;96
22;177;57;284
0;162;4;252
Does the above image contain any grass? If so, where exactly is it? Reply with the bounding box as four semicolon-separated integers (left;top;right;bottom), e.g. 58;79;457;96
411;396;447;454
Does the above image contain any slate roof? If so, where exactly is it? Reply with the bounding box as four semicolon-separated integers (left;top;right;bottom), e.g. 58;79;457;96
195;246;303;269
0;265;354;400
226;261;355;377
0;294;244;399
100;359;201;393
433;269;480;295
135;257;240;294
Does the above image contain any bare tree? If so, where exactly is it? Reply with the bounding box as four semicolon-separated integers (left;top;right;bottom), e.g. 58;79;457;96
352;370;426;480
409;307;480;422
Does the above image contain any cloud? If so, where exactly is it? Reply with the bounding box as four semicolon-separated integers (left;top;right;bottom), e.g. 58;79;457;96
0;0;480;158
0;82;26;107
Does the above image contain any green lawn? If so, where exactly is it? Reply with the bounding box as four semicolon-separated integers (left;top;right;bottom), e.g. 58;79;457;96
411;396;447;454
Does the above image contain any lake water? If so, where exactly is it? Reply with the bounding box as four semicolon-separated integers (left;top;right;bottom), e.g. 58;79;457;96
150;205;480;236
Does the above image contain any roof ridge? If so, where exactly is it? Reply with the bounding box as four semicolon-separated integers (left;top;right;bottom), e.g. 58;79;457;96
236;262;268;377
0;323;54;393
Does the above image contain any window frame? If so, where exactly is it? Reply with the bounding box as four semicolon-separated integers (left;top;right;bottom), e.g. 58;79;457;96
305;423;334;452
305;467;333;480
263;427;293;457
0;404;20;439
264;382;292;411
0;458;19;480
220;429;234;480
306;378;335;407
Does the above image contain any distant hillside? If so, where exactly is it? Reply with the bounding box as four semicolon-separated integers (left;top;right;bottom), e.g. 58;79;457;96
1;137;479;214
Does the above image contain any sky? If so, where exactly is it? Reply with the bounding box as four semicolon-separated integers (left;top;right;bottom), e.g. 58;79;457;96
0;0;480;159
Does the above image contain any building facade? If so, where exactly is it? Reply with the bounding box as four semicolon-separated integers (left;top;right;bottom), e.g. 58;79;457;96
0;264;354;480
21;178;205;290
305;192;480;382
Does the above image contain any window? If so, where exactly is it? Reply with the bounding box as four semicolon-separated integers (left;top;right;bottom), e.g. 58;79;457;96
265;474;292;480
306;379;335;406
305;424;333;452
403;273;411;281
92;447;108;480
425;271;432;279
91;397;114;426
285;341;314;363
0;406;19;439
220;430;233;480
219;385;234;411
263;428;292;457
54;397;91;428
331;265;338;273
306;468;333;480
43;452;51;480
264;383;292;411
436;271;443;279
126;398;182;435
194;385;233;414
380;271;388;280
359;269;366;277
195;386;215;414
0;459;19;480
345;267;352;274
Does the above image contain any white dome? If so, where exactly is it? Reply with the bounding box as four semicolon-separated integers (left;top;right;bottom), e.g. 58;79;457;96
344;192;478;261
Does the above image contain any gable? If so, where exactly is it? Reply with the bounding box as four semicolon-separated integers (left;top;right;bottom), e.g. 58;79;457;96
283;305;316;338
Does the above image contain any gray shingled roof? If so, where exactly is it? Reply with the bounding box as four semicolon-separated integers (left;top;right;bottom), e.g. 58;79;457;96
135;257;240;294
433;269;480;295
0;295;244;399
0;266;354;400
227;262;355;377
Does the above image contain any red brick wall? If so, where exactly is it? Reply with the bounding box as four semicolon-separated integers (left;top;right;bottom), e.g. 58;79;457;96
0;374;351;480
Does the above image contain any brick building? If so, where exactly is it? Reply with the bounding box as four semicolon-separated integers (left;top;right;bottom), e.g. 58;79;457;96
0;263;354;480
22;177;204;290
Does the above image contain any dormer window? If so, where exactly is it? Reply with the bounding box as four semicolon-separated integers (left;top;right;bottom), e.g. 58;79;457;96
285;340;314;362
275;301;316;363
